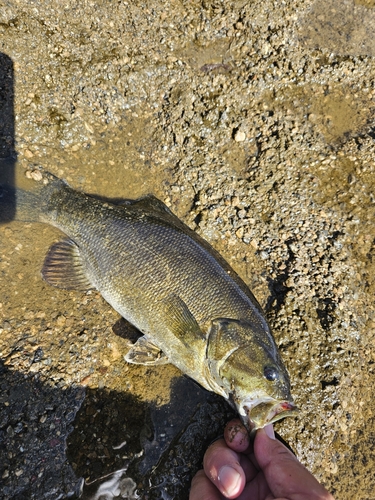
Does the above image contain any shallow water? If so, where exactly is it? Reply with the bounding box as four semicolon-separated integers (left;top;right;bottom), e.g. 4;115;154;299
67;377;235;499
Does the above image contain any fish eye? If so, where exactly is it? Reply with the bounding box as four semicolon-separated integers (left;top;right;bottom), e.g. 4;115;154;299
264;366;279;382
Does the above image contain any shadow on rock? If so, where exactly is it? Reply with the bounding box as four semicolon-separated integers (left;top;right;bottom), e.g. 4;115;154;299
0;52;16;222
67;376;236;500
0;360;84;499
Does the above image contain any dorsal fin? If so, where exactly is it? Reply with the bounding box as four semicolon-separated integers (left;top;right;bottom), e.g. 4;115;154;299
122;194;173;216
42;239;93;290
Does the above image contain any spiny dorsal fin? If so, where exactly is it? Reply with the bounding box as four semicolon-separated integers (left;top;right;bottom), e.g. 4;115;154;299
122;194;173;215
42;239;93;291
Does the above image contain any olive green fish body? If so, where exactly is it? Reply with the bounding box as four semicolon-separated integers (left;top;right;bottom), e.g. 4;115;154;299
2;174;297;429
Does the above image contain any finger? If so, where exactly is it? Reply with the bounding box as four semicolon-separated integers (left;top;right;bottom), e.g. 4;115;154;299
189;469;224;500
224;419;251;453
224;418;262;476
264;423;275;439
203;438;246;498
239;453;260;483
236;471;273;500
255;428;335;500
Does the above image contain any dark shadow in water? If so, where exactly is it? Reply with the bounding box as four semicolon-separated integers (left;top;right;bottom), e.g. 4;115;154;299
264;238;296;316
67;375;236;500
0;53;16;222
0;355;235;499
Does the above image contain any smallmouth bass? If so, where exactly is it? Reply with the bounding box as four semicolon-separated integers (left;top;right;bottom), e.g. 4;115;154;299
1;171;297;430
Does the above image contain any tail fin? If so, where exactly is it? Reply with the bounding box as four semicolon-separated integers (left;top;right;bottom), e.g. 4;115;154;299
0;170;65;223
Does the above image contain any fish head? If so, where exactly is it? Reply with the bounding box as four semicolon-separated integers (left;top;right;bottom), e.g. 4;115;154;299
206;318;298;430
224;346;298;431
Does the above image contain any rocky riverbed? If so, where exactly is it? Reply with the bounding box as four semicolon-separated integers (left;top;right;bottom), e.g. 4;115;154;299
1;1;375;498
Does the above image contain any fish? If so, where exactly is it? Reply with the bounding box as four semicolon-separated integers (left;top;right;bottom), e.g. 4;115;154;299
0;171;297;430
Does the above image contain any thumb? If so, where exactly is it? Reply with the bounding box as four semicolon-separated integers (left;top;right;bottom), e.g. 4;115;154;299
254;429;334;500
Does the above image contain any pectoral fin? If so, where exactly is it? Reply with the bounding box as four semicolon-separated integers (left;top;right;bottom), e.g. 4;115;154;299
124;336;169;366
162;294;205;347
42;239;92;290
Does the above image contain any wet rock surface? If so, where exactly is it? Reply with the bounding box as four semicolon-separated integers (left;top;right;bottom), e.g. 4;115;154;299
1;0;375;499
68;377;235;500
0;361;84;499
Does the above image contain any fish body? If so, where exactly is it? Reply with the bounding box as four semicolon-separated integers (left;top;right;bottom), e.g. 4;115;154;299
1;172;297;429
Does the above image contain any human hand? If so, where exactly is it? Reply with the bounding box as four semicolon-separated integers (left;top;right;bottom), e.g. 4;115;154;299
190;419;334;500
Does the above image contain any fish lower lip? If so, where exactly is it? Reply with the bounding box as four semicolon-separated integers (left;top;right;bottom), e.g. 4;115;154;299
245;400;299;430
264;401;298;425
278;401;296;412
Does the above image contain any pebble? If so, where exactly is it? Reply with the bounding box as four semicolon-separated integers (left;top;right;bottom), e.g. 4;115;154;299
234;130;246;142
25;169;43;181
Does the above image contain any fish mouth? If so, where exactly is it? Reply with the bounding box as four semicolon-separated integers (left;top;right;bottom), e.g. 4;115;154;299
242;399;299;431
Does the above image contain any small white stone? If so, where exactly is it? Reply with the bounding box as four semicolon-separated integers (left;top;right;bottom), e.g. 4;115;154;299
234;130;246;142
30;170;43;181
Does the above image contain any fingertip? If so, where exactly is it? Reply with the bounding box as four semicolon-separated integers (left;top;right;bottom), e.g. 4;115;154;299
263;424;275;439
218;465;243;498
254;427;297;481
224;419;250;452
255;427;291;467
203;439;246;498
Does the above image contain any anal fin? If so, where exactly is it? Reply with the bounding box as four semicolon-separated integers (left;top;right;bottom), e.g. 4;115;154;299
42;239;92;291
124;336;169;366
